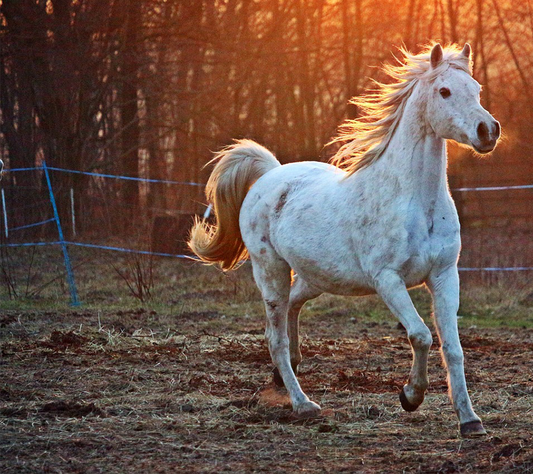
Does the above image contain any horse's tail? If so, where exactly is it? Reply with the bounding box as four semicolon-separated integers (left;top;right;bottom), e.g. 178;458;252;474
189;139;280;271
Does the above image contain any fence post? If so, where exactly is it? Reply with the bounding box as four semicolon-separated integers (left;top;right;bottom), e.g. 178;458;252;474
42;161;80;306
70;188;76;237
1;188;7;238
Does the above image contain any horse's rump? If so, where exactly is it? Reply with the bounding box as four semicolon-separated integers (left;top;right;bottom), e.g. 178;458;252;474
188;139;280;270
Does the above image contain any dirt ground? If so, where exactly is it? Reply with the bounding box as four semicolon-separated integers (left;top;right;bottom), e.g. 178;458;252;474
1;302;532;474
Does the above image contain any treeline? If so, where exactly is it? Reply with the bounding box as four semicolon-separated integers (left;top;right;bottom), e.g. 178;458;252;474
0;0;532;234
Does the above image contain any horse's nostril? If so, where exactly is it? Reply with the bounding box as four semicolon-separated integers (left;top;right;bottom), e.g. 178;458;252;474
477;122;489;142
493;121;501;138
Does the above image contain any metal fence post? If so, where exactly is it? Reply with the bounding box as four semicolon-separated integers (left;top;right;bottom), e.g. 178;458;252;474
1;188;8;238
42;161;80;306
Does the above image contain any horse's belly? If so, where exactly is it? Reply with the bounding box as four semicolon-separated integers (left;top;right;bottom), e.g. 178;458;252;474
284;252;377;296
315;279;377;296
291;255;429;296
275;226;418;296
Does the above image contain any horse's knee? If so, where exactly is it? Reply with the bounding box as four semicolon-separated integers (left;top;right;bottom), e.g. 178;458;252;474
408;326;432;350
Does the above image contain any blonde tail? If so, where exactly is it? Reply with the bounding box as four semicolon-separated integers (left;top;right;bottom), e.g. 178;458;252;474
189;139;280;270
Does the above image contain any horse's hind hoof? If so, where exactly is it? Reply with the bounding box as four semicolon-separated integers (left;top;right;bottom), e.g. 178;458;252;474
294;400;321;419
460;420;487;438
399;387;420;412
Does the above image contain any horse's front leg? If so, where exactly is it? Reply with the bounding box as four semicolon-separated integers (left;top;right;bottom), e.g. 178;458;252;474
376;271;433;411
428;266;486;437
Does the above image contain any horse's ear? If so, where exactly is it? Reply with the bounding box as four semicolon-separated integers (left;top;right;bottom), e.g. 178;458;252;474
461;43;472;60
430;43;443;69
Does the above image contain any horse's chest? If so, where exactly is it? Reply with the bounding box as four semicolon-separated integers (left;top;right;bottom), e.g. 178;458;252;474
400;248;433;286
401;224;459;285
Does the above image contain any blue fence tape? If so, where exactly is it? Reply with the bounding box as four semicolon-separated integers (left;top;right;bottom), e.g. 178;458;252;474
65;241;198;260
2;165;204;186
453;184;533;192
458;267;533;272
2;167;42;173
1;241;62;248
10;217;56;232
0;240;197;260
2;240;532;270
4;165;533;191
1;165;532;272
46;166;206;187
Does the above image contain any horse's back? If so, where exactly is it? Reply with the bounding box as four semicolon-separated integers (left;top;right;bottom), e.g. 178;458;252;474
241;161;343;223
252;160;341;190
240;161;374;292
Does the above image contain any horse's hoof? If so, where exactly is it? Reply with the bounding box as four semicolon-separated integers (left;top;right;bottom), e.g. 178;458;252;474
399;387;421;412
294;400;321;419
460;420;487;438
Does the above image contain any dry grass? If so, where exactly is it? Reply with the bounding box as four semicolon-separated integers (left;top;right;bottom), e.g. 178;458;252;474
1;239;532;472
1;304;532;472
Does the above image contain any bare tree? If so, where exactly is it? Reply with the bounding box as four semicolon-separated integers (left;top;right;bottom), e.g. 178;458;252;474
1;0;532;239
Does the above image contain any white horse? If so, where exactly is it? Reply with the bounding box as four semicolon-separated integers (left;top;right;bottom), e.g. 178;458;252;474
189;43;500;437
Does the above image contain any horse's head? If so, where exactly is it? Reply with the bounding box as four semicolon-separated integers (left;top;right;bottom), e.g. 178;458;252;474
425;43;500;154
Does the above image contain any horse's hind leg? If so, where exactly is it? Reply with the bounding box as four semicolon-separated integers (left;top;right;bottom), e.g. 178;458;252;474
273;275;321;387
251;257;321;417
376;271;433;411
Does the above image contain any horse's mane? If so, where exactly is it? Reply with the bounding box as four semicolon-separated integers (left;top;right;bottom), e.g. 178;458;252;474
329;43;473;175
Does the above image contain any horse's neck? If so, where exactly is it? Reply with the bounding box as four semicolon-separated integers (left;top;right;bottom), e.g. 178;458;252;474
371;90;448;212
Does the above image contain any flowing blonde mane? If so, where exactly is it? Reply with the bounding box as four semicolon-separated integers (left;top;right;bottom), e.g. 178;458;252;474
329;43;472;175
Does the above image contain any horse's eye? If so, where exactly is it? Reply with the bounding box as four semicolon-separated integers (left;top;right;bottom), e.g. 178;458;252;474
439;87;451;98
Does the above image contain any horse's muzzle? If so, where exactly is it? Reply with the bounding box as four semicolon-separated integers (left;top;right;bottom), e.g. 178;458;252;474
473;120;500;154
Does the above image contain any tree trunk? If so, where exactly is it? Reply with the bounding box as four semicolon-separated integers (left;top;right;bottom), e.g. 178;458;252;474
121;0;142;228
474;0;492;110
447;0;459;43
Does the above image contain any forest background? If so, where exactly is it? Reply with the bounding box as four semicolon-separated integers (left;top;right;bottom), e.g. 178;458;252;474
1;0;532;237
